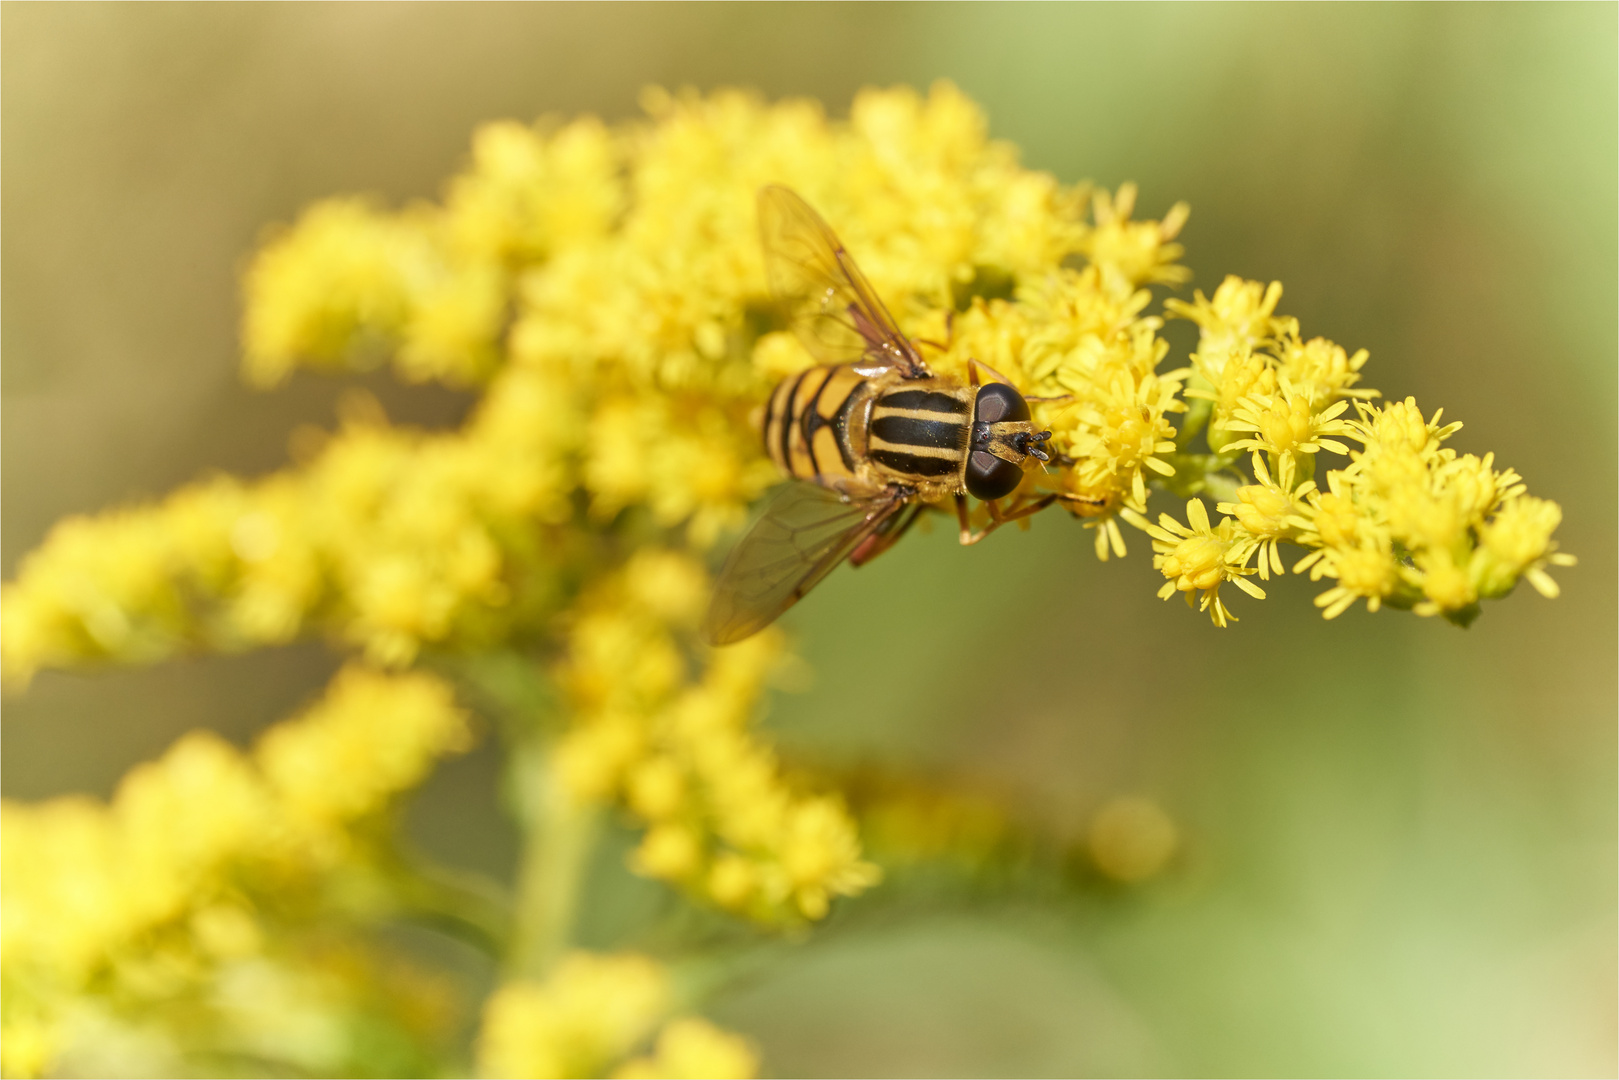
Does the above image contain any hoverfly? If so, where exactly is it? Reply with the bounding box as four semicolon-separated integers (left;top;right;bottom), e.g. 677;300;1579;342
703;186;1063;645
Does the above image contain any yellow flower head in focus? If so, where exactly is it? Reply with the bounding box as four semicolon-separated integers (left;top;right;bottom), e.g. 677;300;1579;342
1126;499;1265;627
1217;452;1317;579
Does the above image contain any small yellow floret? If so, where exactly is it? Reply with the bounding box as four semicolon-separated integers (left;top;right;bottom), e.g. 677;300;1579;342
1126;499;1264;627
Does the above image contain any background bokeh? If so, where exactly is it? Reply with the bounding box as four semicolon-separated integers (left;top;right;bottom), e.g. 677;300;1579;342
4;4;1613;1076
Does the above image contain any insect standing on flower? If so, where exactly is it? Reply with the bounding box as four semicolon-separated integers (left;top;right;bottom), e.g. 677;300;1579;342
704;185;1064;645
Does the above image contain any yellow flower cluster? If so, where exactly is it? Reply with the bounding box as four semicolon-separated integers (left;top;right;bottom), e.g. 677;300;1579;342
477;952;756;1080
259;662;475;829
242;112;620;389
1124;276;1572;625
2;83;1569;674
0;386;578;681
238;82;1116;550
2;666;472;1078
1297;398;1573;621
924;181;1190;557
4;81;1139;687
554;550;879;922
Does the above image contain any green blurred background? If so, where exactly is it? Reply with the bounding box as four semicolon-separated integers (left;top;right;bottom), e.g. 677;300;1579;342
4;3;1614;1075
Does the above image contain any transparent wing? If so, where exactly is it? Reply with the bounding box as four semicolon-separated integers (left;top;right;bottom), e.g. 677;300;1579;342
758;185;929;378
703;482;909;645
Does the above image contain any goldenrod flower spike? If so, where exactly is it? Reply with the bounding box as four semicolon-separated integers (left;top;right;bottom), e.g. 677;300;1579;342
553;551;879;924
2;665;476;1078
0;84;1574;1077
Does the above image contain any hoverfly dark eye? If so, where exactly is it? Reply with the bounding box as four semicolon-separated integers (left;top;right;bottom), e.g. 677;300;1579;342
966;450;1025;500
972;382;1031;425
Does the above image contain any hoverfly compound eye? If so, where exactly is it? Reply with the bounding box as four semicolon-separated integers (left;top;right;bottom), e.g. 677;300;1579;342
966;450;1025;500
972;382;1031;425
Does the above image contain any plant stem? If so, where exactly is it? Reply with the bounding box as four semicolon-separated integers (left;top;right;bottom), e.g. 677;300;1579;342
507;741;599;979
387;855;513;956
1157;451;1246;502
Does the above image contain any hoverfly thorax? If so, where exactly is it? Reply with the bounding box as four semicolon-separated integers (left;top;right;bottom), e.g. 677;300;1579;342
965;381;1051;501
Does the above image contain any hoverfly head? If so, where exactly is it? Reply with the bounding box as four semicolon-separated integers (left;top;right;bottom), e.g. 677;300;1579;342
965;382;1054;500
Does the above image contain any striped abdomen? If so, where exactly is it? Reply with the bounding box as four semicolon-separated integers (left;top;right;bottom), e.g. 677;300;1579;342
763;366;970;490
764;365;867;485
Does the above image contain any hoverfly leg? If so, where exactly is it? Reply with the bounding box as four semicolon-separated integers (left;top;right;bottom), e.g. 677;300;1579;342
1052;491;1110;517
969;358;1019;388
958;491;1060;546
991;493;1058;527
848;532;884;565
850;500;922;567
955;492;981;545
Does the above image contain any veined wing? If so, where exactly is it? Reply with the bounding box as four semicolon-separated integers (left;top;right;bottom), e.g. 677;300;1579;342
703;481;909;645
758;185;929;378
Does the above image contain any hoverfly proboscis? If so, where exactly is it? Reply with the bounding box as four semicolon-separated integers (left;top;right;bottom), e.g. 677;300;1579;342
703;185;1067;645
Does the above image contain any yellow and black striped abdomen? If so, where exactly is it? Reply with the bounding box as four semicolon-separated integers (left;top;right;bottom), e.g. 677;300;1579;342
764;368;973;492
764;364;868;485
867;386;970;483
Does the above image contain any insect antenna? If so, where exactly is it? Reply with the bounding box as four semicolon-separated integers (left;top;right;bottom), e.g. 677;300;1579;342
1016;429;1053;462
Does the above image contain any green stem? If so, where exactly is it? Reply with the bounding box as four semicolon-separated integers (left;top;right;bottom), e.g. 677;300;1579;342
1176;396;1212;449
1157;452;1245;501
507;742;599;979
1199;468;1245;506
387;856;513;956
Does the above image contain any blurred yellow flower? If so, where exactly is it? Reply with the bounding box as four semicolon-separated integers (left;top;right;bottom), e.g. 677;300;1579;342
554;552;879;923
1087;796;1180;884
258;664;474;829
613;1017;759;1080
477;952;755;1080
2;667;471;1077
